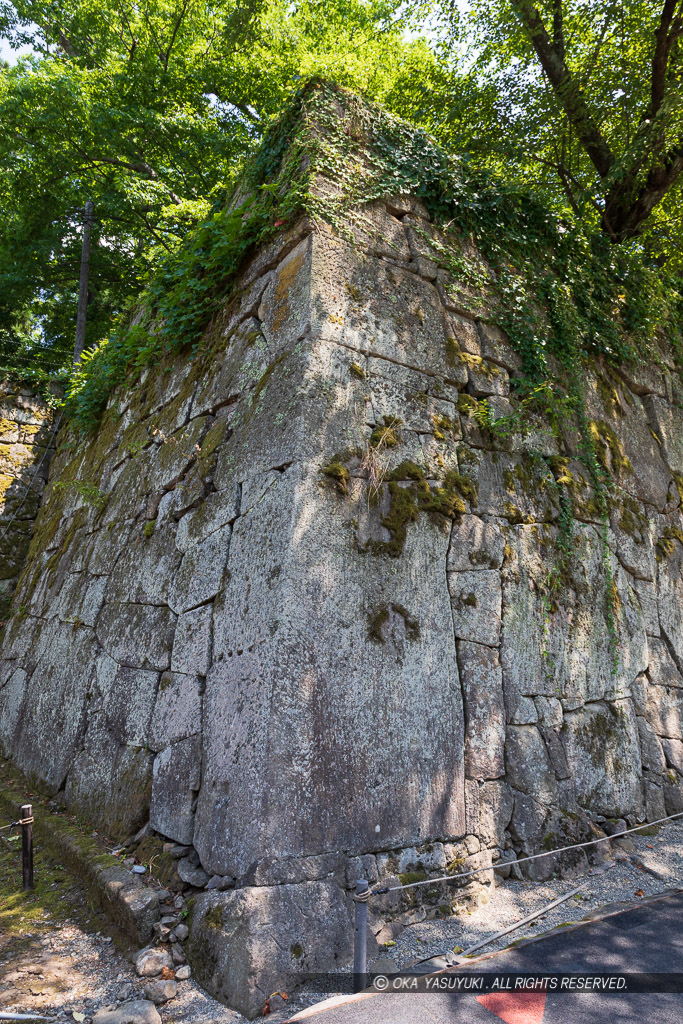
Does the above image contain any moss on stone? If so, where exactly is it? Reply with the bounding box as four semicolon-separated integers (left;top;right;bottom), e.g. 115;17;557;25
143;520;155;539
367;602;419;642
322;457;351;495
349;362;365;379
198;419;228;478
203;903;225;930
370;415;402;448
656;525;683;561
431;413;455;440
398;870;427;886
588;420;633;475
457;393;479;417
248;351;290;418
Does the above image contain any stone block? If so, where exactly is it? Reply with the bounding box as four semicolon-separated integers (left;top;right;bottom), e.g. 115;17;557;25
449;570;501;646
505;725;557;804
448;515;506;571
150;735;202;845
96;602;176;671
562;701;643;818
149;672;202;751
661;737;683;773
169;523;231;614
186;881;352;1018
637;717;666;772
457;640;505;779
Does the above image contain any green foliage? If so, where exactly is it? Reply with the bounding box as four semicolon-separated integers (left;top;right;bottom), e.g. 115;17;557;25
434;0;683;254
0;0;440;374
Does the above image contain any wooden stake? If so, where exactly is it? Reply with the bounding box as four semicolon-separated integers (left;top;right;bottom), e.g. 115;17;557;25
21;803;33;891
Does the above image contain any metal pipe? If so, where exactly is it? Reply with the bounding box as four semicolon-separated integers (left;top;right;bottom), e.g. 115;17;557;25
353;878;368;993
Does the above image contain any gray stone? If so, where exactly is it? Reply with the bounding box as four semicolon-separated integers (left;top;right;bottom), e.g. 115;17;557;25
149;672;202;751
150;735;201;845
562;701;643;818
449;570;501;646
206;874;237;891
168;844;192;859
142;980;177;1005
186;881;352;1019
448;515;506;572
92;1001;161;1024
505;725;556;804
662;737;683;773
171;605;213;676
642;779;666;820
95;602;176;671
177;857;209;888
646;684;683;739
174;922;189;941
175;965;191;981
478;781;514;847
169;523;231;614
637;717;666;772
135;947;173;978
457;641;505;779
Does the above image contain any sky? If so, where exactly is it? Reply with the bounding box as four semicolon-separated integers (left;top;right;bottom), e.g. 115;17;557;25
0;36;34;64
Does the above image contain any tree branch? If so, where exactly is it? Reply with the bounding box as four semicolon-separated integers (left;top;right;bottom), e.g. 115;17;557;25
162;0;190;72
511;0;614;178
651;0;681;116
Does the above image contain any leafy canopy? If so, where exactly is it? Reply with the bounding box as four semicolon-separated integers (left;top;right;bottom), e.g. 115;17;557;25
0;0;445;372
435;0;683;255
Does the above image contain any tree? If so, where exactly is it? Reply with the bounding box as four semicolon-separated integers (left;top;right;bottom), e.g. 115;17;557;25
437;0;683;248
0;0;445;370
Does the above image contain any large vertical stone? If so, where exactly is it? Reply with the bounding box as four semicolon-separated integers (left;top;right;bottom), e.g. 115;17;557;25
457;640;505;780
195;464;465;878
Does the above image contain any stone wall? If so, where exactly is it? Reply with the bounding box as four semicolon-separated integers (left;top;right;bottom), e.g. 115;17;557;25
1;115;683;1015
0;381;56;620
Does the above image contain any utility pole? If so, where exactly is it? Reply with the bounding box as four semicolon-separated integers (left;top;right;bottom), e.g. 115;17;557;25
73;200;94;365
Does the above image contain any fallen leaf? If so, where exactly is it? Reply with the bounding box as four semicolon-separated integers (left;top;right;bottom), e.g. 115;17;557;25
73;1013;86;1022
634;889;645;898
647;844;654;849
160;966;175;980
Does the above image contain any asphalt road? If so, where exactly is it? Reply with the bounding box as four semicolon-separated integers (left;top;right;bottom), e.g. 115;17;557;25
289;889;683;1024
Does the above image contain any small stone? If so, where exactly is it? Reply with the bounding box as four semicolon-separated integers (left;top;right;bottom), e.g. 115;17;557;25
142;980;177;1005
173;894;185;910
171;943;186;965
153;923;171;941
168;845;193;860
174;922;189;941
132;864;147;874
175;965;191;981
603;818;627;837
613;837;636;853
177;858;209;887
134;948;173;978
92;1000;162;1024
160;915;177;926
206;874;236;891
155;889;171;902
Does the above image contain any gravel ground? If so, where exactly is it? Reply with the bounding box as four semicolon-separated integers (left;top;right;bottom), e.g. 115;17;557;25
0;821;681;1023
367;820;683;971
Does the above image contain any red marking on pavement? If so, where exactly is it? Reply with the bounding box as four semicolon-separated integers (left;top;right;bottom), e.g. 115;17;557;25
476;991;547;1024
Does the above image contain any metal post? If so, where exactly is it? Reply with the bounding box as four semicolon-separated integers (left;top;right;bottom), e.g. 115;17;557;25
74;200;94;365
21;803;33;891
353;878;368;993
